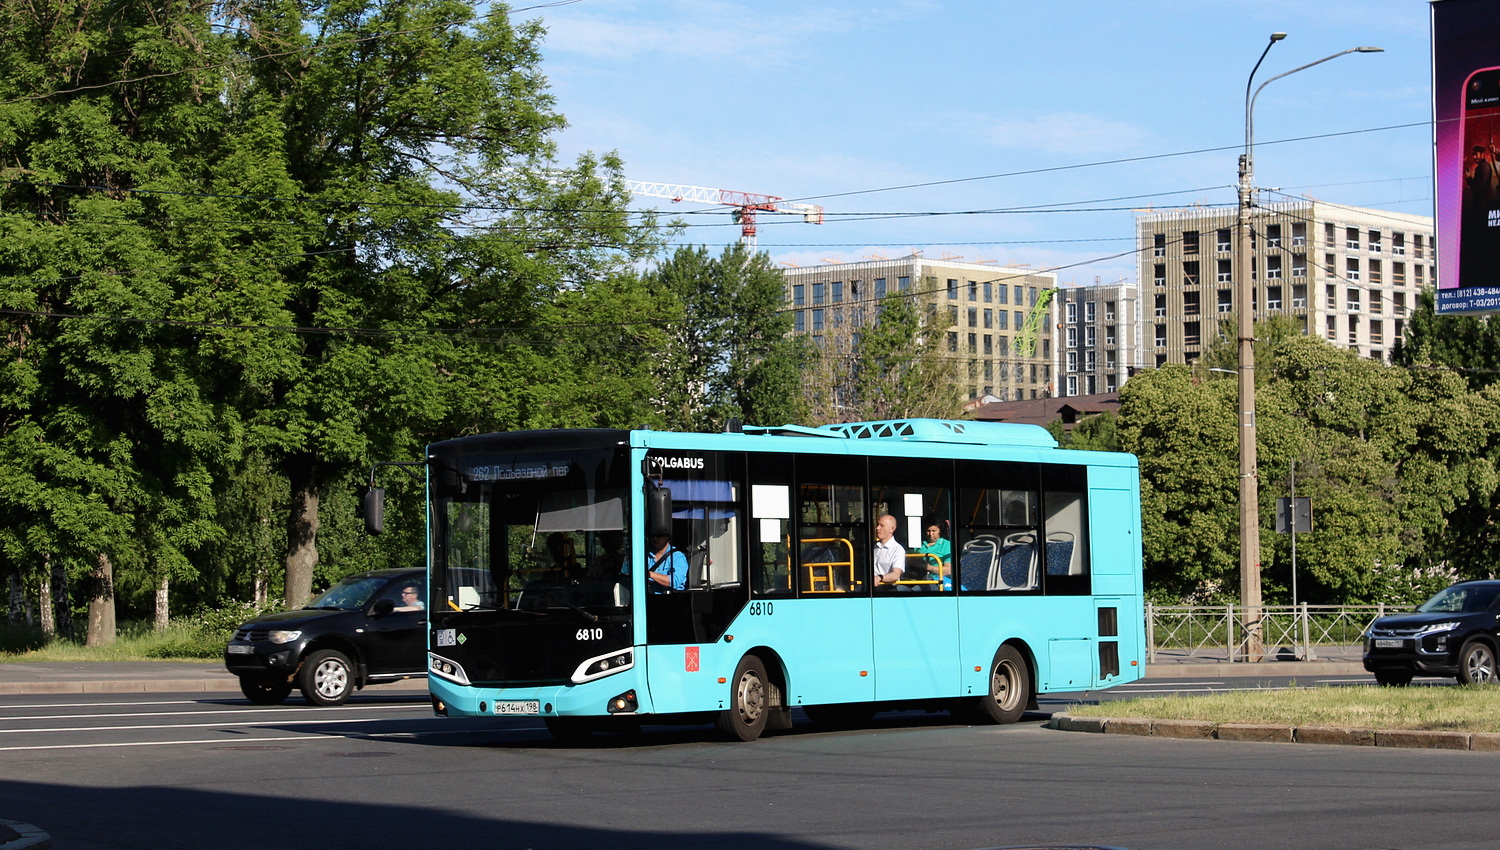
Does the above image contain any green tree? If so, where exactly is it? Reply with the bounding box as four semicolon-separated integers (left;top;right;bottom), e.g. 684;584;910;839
223;1;661;604
804;282;961;424
1124;326;1500;606
0;0;244;641
644;244;807;430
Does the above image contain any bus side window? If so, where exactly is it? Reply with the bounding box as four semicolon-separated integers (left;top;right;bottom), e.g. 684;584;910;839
750;483;794;598
957;480;1040;593
1041;467;1090;595
796;480;865;595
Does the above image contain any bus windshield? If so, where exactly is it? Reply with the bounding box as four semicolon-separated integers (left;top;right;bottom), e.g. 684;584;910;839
430;446;631;617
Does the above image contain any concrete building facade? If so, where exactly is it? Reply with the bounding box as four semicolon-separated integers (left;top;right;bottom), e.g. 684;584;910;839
780;256;1059;404
1053;279;1142;397
1136;201;1435;366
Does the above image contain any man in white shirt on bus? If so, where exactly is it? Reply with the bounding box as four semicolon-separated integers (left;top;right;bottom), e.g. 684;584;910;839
872;514;905;588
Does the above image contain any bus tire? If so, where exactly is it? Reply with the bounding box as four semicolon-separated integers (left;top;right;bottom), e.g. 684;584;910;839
974;645;1030;724
716;654;769;741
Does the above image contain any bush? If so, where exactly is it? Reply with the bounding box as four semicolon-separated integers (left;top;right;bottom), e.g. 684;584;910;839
0;621;48;655
143;601;274;660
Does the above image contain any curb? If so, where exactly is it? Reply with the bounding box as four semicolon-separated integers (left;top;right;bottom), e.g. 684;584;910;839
0;678;241;696
1144;661;1366;678
0;819;50;850
1049;712;1500;751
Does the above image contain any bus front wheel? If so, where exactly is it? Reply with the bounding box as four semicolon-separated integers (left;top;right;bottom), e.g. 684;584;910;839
973;645;1030;724
716;654;769;741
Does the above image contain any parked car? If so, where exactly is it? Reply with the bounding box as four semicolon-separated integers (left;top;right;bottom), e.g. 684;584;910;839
225;568;427;706
1363;580;1500;686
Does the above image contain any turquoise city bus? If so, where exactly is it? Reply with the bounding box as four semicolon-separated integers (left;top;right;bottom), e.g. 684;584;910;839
417;418;1144;741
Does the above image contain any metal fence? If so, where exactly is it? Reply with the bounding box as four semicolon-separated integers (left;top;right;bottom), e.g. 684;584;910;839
1146;603;1395;662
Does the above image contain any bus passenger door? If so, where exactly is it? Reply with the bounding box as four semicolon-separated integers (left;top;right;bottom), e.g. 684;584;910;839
872;596;960;701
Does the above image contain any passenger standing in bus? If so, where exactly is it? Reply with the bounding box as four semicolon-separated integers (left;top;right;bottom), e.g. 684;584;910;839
646;533;689;592
872;515;905;587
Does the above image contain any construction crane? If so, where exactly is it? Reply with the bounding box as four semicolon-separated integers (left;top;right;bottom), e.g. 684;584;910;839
624;181;824;253
1014;287;1057;358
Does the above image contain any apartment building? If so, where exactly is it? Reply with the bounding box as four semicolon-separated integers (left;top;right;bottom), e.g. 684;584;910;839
1136;201;1434;365
780;256;1058;403
1053;279;1142;397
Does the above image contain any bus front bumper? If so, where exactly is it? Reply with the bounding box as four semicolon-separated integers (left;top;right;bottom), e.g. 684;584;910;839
428;670;646;719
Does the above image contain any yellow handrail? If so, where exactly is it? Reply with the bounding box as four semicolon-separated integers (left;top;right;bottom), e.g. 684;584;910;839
800;537;855;593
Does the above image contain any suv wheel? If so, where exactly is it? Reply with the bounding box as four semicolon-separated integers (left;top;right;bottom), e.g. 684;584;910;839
1457;639;1498;685
299;649;355;706
239;676;293;705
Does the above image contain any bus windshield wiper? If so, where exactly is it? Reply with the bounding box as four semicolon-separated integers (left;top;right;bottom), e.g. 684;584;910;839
534;589;599;623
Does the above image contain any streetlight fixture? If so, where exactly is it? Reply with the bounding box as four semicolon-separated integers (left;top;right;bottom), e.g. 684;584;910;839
1235;35;1381;661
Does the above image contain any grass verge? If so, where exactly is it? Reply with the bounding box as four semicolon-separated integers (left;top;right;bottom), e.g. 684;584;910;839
1082;684;1500;733
1;602;268;662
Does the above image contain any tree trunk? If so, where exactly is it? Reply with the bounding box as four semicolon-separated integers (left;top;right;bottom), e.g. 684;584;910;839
85;552;116;647
6;572;28;626
52;558;72;640
154;574;169;632
284;458;320;607
38;556;54;639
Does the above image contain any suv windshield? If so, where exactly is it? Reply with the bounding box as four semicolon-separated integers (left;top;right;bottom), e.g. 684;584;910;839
1417;583;1500;614
307;575;389;610
431;446;629;616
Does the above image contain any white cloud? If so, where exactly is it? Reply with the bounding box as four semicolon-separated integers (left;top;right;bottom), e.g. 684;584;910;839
539;1;869;66
984;112;1156;156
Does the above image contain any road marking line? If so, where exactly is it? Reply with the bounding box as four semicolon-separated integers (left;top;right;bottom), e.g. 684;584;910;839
0;734;335;752
0;726;528;752
0;716;413;735
0;705;429;722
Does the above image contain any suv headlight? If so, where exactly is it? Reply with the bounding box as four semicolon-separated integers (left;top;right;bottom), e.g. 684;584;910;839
1416;621;1460;636
268;630;303;644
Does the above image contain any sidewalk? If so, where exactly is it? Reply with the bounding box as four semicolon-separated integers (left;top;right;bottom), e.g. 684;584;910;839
1142;644;1366;677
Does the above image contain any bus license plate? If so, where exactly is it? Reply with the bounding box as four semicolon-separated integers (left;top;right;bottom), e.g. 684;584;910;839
1375;639;1404;649
494;701;539;715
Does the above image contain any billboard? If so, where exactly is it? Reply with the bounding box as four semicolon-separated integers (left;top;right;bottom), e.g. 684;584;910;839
1435;0;1500;313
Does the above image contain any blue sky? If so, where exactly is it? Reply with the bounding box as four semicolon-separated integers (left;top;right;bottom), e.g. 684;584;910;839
526;0;1434;286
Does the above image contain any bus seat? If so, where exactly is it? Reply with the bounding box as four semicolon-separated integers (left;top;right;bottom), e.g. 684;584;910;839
799;538;853;592
1045;532;1076;576
958;535;999;591
997;532;1037;590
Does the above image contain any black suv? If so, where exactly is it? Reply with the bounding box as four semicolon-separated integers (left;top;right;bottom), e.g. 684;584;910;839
1363;580;1500;686
225;568;427;705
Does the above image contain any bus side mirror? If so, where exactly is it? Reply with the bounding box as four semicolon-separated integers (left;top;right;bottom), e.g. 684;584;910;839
648;486;673;538
363;487;385;535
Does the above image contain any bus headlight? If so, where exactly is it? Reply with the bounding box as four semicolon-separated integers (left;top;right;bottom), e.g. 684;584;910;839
428;652;470;685
571;649;634;683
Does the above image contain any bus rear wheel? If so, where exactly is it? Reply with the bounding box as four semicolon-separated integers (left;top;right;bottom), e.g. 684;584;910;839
972;645;1030;724
716;654;769;741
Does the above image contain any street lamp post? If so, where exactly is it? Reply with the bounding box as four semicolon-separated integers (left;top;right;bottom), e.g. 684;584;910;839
1235;35;1382;661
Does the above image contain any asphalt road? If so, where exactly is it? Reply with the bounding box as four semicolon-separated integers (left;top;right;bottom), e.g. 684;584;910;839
2;675;1496;850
